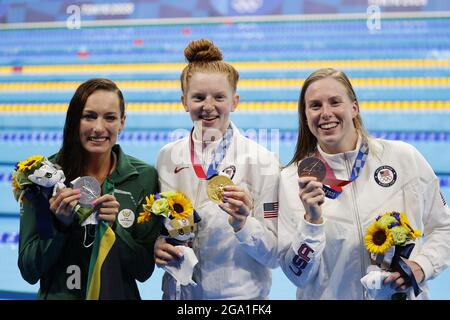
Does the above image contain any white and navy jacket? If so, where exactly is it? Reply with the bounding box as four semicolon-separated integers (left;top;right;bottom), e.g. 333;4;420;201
278;137;450;300
156;121;280;300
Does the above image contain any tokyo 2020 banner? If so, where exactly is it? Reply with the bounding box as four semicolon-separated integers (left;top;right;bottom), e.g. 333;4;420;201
1;0;450;24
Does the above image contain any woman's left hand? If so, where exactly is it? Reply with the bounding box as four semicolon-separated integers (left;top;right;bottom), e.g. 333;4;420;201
93;194;120;227
219;185;253;232
383;259;425;290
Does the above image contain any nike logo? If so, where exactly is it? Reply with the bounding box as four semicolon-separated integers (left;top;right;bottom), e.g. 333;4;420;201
174;166;189;174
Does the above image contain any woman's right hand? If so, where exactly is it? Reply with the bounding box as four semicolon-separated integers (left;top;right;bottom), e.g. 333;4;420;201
49;188;81;226
154;237;184;267
298;176;325;224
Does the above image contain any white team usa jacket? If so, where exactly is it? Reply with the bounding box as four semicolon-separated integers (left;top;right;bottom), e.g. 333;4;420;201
156;122;280;299
278;137;450;300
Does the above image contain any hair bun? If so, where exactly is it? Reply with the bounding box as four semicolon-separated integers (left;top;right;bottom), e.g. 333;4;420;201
184;39;223;63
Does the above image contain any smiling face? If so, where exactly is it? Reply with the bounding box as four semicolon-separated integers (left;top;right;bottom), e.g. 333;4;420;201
79;90;125;156
304;77;359;154
182;72;239;139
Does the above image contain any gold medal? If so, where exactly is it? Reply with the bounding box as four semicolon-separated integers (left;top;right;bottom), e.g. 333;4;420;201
206;175;235;204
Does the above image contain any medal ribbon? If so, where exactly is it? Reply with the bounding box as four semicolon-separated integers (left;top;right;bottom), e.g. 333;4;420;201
315;139;369;199
189;124;233;180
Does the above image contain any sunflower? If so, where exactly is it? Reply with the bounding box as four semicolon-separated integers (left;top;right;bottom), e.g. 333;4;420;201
398;212;422;240
142;194;155;212
365;223;394;254
399;212;414;232
137;212;151;224
169;192;193;220
137;195;155;224
16;155;44;173
399;212;411;227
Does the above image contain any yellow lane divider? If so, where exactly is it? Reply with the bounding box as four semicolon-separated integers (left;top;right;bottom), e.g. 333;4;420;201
1;101;450;113
1;59;449;75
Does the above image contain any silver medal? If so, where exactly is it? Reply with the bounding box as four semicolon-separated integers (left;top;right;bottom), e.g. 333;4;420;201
71;176;101;207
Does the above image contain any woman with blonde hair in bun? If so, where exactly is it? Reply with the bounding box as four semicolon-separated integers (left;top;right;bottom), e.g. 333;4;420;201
154;39;280;300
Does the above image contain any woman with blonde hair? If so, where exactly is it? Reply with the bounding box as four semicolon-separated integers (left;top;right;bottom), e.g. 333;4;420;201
278;68;450;299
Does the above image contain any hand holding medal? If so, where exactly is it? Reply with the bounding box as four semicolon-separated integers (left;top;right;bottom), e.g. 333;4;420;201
189;124;252;231
206;175;235;204
297;156;326;182
71;176;120;227
71;176;102;225
297;157;326;224
72;176;102;208
207;175;252;231
215;181;254;232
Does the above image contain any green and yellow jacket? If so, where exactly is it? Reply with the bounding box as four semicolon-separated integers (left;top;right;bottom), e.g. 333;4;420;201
18;145;161;299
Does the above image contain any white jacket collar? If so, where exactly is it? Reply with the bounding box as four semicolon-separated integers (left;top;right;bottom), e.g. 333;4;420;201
187;120;241;167
317;135;363;178
191;121;236;144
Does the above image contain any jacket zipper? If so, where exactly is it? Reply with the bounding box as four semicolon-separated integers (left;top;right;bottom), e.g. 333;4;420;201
344;152;367;299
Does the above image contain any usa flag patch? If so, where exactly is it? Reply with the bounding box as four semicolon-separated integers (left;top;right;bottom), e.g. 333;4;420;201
263;202;278;218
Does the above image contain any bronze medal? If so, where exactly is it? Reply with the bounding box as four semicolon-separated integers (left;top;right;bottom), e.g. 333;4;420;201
297;157;326;182
206;175;235;204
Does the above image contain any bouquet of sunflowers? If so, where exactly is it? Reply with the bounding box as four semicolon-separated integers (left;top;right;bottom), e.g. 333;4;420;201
13;155;44;201
12;155;66;202
12;155;66;201
12;155;66;239
138;191;201;287
138;191;200;245
365;211;422;256
362;211;422;299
